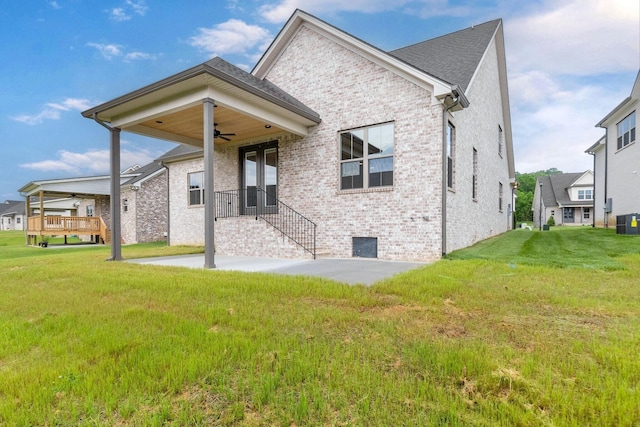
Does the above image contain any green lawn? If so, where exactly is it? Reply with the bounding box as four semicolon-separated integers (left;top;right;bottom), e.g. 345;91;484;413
1;228;639;426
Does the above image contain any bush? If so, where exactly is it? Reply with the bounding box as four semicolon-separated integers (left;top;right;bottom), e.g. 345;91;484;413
547;216;556;226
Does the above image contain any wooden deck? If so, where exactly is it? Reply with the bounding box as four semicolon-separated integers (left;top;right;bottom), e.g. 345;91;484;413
27;215;110;245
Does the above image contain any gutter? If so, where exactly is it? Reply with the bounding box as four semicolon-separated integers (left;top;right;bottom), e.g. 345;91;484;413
441;85;470;257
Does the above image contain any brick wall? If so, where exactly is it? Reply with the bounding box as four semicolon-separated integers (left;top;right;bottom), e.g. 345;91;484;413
445;37;512;252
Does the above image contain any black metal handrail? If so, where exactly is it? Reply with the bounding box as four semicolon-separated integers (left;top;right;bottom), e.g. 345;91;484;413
214;188;317;259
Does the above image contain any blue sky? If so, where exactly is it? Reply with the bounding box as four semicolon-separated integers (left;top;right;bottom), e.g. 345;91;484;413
1;0;638;201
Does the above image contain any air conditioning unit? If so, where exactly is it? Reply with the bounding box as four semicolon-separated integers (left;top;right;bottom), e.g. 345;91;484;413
616;214;639;235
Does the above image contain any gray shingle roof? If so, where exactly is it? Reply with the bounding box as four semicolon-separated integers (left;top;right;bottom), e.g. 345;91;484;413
539;173;593;207
156;144;203;163
122;161;166;186
0;200;24;215
388;19;501;93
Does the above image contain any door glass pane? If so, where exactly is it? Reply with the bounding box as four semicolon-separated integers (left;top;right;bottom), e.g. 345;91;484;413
264;148;277;206
245;151;257;207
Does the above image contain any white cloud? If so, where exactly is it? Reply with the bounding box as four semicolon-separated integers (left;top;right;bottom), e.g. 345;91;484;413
510;75;630;173
10;98;92;126
20;145;159;175
110;7;130;21
259;0;416;23
505;0;640;76
87;42;123;60
87;42;159;62
189;19;272;57
127;0;148;16
108;0;147;21
124;51;161;62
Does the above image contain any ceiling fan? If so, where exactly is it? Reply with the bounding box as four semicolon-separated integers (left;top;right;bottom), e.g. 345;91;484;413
214;123;236;141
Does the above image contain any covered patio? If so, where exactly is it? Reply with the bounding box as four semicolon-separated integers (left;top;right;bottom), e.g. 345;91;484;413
81;57;320;267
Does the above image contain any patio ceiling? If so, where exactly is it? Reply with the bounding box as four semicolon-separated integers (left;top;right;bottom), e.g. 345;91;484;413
82;57;321;147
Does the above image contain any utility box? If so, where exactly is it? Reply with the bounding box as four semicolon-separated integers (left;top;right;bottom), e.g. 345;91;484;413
616;214;640;235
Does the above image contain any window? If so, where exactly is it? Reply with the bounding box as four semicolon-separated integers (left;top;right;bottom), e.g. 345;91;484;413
499;182;503;212
498;124;503;156
584;207;591;219
188;172;204;206
472;148;478;200
86;205;94;217
447;122;455;189
17;217;21;224
617;111;636;150
123;198;128;212
578;189;593;200
340;122;394;190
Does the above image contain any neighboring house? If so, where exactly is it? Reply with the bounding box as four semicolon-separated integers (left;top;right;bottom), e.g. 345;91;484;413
532;172;594;228
82;10;515;264
0;200;26;231
18;161;167;245
590;70;640;227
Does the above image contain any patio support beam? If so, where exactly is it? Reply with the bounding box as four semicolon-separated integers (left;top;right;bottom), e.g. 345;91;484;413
109;127;122;261
203;98;216;268
39;191;44;237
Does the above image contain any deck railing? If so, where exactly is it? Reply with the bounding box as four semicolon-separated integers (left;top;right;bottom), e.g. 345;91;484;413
215;188;317;259
28;215;102;234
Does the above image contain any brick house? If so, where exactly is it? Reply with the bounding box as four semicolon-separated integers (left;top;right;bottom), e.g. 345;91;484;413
589;70;639;227
82;10;515;264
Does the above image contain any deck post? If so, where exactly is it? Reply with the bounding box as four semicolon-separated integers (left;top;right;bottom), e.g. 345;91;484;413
203;98;216;268
110;127;122;261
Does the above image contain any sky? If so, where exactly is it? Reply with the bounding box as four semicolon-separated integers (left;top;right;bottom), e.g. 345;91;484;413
1;0;639;201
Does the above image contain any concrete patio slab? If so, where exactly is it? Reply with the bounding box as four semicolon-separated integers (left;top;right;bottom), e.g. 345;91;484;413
126;254;427;285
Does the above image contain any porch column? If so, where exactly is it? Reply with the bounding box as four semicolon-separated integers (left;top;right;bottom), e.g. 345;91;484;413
25;196;31;244
203;98;216;268
110;127;122;261
39;191;44;236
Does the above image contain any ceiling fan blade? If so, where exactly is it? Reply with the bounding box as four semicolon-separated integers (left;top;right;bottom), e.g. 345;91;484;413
219;133;236;136
218;135;231;141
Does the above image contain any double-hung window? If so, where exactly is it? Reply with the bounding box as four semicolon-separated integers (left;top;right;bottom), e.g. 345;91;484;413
617;111;636;150
340;122;394;190
188;172;204;206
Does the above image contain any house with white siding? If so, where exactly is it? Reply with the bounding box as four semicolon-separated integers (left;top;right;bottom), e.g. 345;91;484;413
589;71;640;228
82;10;515;265
532;171;594;228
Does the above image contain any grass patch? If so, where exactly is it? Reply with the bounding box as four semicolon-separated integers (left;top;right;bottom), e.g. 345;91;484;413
1;229;640;425
447;226;640;270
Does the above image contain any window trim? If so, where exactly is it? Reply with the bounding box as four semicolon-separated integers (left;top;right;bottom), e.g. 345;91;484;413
447;122;455;190
339;122;394;191
188;171;205;207
616;111;636;150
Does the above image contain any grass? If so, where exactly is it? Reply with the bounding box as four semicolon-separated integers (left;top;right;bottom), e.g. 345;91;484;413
1;228;640;425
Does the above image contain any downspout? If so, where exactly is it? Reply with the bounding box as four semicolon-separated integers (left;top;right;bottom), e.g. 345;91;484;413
92;113;122;261
160;161;170;247
603;128;609;228
441;87;467;257
587;148;596;228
